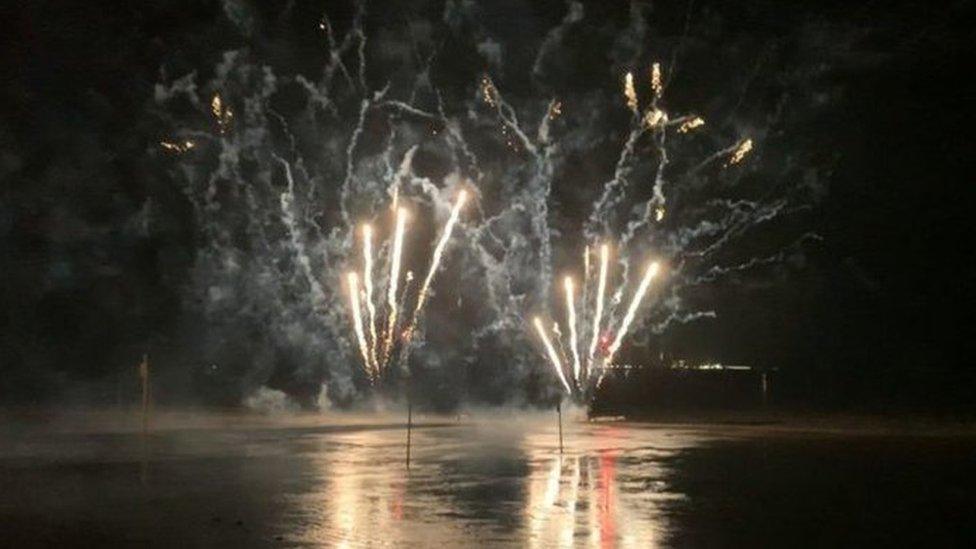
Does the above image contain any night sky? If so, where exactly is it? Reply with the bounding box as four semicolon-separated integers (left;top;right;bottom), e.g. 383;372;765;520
2;0;973;411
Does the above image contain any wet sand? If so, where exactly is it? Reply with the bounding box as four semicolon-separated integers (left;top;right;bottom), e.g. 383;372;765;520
1;410;974;547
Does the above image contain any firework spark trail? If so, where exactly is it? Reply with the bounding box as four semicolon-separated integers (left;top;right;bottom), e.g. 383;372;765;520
606;262;660;364
346;273;373;381
581;246;591;376
382;208;408;366
552;322;571;369
587;243;610;369
401;190;468;346
564;276;582;384
533;317;572;394
361;224;379;372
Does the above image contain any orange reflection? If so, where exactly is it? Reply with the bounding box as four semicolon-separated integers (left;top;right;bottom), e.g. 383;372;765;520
599;448;617;549
281;420;675;547
525;424;669;547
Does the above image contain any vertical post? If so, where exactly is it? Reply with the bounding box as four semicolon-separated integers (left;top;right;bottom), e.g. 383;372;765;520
139;353;150;435
556;402;563;454
761;371;769;407
406;398;413;469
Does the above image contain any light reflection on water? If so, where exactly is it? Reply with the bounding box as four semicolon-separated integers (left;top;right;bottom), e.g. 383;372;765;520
4;414;975;546
285;419;704;547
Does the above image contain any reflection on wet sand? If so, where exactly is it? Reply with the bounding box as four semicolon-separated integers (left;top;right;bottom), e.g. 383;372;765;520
4;414;974;546
289;429;421;546
286;420;690;547
525;425;684;548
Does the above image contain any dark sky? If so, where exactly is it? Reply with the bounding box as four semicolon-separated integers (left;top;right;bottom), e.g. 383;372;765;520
1;0;973;410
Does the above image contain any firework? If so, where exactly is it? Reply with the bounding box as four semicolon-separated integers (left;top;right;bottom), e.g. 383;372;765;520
564;277;582;384
160;140;194;153
481;75;498;107
624;72;638;114
548;101;562;120
412;192;468;317
606;261;660;364
586;244;610;367
651;62;663;99
345;190;468;384
211;93;233;134
167;42;808;409
581;246;591;375
347;272;373;381
534;317;572;394
533;240;663;398
643;108;666;129
382;208;408;365
211;94;222;119
583;245;591;283
678;116;705;133
401;190;468;347
727;138;753;166
362;224;379;372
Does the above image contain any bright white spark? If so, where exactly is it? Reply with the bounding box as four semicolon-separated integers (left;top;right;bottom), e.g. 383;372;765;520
587;244;610;367
403;190;468;344
606;261;661;364
533;317;572;394
362;224;378;373
565;276;582;384
382;208;408;365
346;272;373;381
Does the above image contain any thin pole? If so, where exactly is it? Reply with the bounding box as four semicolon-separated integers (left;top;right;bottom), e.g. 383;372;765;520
139;353;150;435
556;402;563;454
761;372;769;406
406;398;413;469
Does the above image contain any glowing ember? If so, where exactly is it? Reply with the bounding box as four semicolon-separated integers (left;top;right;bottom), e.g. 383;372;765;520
650;62;663;98
160;140;195;153
678;116;705;133
481;75;498;107
623;72;638;114
211;94;233;134
642;108;666;129
727;138;753;166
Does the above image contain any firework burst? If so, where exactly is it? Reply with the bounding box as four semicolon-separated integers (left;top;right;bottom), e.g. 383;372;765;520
156;5;818;406
531;61;761;400
347;192;468;385
533;241;663;397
